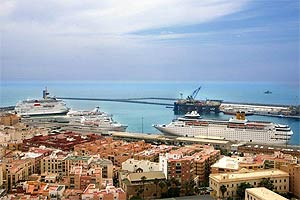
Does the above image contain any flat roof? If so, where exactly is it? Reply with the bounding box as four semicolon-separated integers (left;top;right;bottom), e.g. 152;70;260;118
210;169;289;182
211;156;239;170
246;187;288;200
65;155;91;161
128;171;165;182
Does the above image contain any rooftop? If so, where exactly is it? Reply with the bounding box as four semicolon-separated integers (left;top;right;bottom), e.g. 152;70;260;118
65;155;91;161
211;156;240;170
210;169;289;182
246;187;288;200
127;171;165;182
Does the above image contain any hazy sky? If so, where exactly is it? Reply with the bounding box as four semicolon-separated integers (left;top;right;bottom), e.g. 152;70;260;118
1;0;299;82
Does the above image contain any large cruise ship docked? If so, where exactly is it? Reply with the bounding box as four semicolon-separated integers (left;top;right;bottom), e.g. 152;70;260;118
154;111;293;144
15;88;69;116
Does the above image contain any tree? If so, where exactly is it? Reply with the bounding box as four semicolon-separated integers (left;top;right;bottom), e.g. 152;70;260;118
140;176;147;199
183;179;195;196
153;178;159;197
203;160;211;186
159;180;166;197
166;178;180;198
220;185;227;199
259;178;274;191
237;182;253;199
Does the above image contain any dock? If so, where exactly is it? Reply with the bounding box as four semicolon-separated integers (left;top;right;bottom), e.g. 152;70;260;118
220;102;300;119
1;96;299;119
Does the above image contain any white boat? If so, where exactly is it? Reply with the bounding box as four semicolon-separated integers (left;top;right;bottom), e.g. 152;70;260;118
184;110;201;118
15;88;69;116
153;111;293;144
67;107;127;132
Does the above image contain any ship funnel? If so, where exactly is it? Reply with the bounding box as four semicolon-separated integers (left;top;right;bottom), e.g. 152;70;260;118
240;111;246;120
43;87;50;99
236;111;241;120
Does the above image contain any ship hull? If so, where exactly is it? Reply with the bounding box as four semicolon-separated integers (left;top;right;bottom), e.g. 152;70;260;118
154;125;292;145
18;109;69;117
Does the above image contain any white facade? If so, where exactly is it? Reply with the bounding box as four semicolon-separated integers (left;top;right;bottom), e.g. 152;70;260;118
122;159;159;173
159;152;184;179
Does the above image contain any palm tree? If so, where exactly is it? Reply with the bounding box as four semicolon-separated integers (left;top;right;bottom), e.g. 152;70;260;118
153;178;159;197
159;180;166;197
220;185;227;199
237;182;253;199
141;176;147;199
259;178;274;191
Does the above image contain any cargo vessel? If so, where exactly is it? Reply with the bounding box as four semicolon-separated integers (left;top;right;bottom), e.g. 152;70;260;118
154;111;293;144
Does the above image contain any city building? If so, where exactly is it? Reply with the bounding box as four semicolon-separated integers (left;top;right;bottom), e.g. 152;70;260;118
90;157;114;180
238;144;300;160
74;138;152;167
122;158;159;172
22;132;102;151
279;163;300;198
64;155;93;176
133;145;175;161
119;171;166;200
209;169;289;199
68;165;102;190
0;123;39;144
245;187;288;200
193;145;220;183
0;113;20;126
2;158;35;191
211;156;265;174
82;184;126;200
159;150;194;187
41;150;69;176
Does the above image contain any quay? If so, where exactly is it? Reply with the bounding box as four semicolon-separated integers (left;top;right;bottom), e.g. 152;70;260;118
1;96;299;118
220;102;300;119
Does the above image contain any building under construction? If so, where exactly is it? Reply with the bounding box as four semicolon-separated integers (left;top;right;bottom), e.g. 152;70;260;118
173;86;222;115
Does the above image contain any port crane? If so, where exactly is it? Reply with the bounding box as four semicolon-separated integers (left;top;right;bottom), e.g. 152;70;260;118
187;86;201;101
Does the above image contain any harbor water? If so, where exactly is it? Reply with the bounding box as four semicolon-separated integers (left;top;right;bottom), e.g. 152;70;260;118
1;81;299;145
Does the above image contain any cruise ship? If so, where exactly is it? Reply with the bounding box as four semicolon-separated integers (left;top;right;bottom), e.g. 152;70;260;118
67;107;128;132
154;111;293;144
15;88;69;116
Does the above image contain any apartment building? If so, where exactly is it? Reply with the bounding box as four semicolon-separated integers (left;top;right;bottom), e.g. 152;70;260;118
279;163;300;198
245;187;288;200
193;145;220;183
159;151;194;187
122;158;159;173
209;169;289;199
82;184;126;200
119;171;166;200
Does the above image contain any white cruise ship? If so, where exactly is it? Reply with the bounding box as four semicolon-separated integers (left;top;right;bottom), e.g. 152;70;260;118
15;88;69;116
67;107;128;132
154;111;293;144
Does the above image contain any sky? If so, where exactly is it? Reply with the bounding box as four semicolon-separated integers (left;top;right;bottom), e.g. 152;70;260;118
0;0;299;82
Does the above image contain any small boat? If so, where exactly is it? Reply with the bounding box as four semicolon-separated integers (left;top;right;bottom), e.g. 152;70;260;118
264;90;272;94
184;111;201;119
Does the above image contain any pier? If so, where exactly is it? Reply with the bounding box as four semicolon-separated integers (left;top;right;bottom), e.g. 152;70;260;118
1;96;299;118
56;97;174;106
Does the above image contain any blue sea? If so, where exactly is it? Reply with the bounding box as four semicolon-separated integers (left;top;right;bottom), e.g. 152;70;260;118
1;81;299;145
